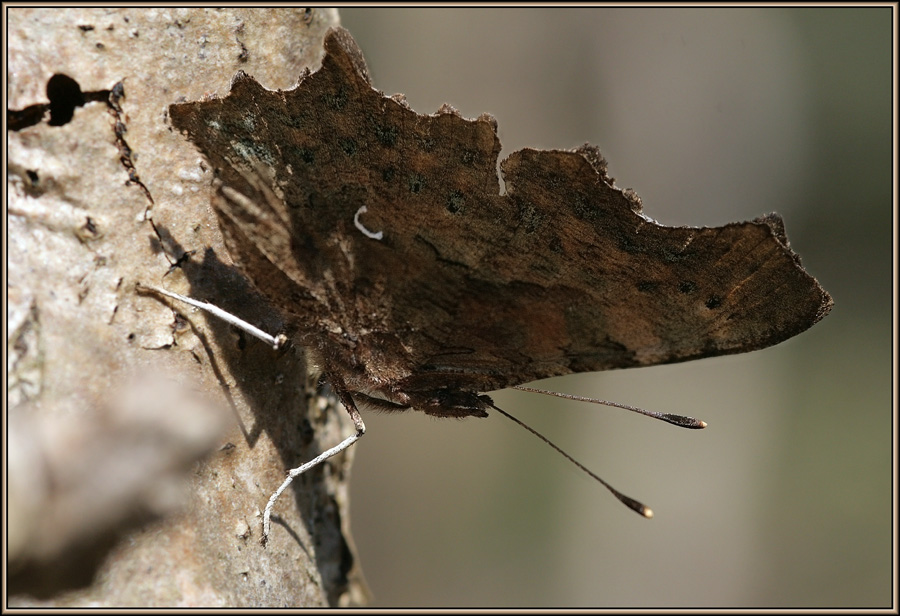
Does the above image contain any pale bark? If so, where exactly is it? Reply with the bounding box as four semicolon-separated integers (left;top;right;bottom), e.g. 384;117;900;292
7;7;367;607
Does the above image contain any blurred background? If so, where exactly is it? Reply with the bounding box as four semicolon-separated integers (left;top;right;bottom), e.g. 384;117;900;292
338;8;892;608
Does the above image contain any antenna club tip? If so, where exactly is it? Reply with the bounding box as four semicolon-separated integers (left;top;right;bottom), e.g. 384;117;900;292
698;420;708;429
643;507;654;519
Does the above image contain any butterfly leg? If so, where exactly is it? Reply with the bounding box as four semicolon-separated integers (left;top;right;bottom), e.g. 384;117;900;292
137;283;366;545
262;366;365;545
137;283;288;350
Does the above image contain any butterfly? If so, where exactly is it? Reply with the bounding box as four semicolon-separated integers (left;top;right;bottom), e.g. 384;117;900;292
165;27;832;541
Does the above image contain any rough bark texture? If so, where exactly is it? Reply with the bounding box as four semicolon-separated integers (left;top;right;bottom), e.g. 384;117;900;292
7;7;368;607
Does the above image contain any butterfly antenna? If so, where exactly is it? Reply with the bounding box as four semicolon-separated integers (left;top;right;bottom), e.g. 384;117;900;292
513;385;707;429
486;401;653;519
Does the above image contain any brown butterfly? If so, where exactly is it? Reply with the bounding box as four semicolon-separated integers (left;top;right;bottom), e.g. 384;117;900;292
165;27;832;540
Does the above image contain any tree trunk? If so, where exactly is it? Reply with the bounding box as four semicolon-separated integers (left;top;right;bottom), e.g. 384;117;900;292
7;7;368;607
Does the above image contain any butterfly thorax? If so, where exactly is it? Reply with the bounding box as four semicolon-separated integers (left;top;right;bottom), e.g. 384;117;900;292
307;329;490;419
